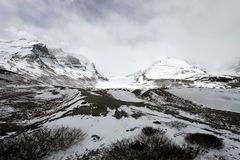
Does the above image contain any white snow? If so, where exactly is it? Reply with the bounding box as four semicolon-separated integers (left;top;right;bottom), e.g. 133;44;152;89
96;76;156;89
107;90;143;102
193;81;227;89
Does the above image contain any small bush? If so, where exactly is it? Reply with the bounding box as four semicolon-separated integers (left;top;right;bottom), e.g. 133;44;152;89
141;126;161;136
185;133;224;149
0;126;85;160
80;127;199;160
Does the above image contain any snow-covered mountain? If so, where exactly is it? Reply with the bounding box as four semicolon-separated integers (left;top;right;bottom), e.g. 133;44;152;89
1;41;240;160
131;57;238;88
137;57;208;81
0;38;107;87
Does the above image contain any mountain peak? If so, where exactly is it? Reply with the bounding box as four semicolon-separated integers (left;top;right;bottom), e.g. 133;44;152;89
142;57;207;80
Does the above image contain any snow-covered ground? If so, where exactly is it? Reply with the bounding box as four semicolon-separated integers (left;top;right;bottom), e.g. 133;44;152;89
1;84;240;160
43;89;240;160
168;87;240;113
107;90;143;102
96;76;137;89
96;76;155;89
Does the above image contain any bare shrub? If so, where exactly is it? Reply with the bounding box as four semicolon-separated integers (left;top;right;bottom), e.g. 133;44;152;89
141;126;162;136
185;133;224;149
0;126;85;160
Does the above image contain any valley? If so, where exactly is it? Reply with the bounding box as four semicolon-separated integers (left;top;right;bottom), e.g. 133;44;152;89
0;39;240;160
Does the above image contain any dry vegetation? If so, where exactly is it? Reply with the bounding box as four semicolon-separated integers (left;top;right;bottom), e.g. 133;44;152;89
0;126;85;160
185;133;224;149
79;127;199;160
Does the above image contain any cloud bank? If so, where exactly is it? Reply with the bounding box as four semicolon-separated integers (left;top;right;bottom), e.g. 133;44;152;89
1;0;240;76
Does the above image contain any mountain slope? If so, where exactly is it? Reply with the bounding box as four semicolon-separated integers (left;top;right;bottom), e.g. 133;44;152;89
1;46;240;160
49;48;107;81
0;38;107;87
0;68;39;86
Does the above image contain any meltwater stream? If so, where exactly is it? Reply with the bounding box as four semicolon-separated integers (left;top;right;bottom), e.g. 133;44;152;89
167;88;240;113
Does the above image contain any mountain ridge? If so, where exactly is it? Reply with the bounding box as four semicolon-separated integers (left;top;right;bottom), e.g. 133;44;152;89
122;57;239;89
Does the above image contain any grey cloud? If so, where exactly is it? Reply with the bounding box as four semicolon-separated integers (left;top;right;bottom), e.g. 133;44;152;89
0;0;240;76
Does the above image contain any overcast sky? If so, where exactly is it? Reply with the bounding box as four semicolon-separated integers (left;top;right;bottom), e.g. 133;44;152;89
1;0;240;76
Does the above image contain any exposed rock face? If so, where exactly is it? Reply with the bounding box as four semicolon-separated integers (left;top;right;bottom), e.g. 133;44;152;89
64;55;84;69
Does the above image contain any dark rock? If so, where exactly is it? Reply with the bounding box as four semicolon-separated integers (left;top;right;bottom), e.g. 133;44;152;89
91;135;100;141
153;121;161;125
